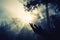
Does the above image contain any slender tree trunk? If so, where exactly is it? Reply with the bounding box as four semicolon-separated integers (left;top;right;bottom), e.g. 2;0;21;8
45;2;51;31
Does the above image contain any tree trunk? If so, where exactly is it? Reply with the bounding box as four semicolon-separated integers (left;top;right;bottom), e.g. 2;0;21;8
46;2;51;31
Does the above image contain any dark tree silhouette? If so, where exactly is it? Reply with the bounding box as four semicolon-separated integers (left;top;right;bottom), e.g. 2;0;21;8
26;0;60;30
29;14;60;40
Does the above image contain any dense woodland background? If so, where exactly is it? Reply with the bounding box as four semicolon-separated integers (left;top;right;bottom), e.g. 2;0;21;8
0;0;60;40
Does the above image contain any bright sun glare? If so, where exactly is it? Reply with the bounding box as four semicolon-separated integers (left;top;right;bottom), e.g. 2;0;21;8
4;0;41;26
5;2;38;25
3;0;44;32
22;13;33;23
20;11;37;25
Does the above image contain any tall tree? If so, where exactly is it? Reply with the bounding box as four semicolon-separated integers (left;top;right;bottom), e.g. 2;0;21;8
25;0;60;29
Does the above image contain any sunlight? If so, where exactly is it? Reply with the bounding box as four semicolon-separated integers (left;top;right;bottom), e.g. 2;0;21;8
21;13;33;24
19;11;38;26
2;0;45;33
